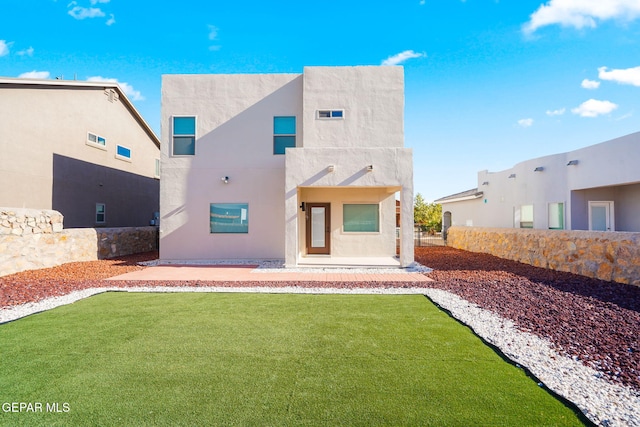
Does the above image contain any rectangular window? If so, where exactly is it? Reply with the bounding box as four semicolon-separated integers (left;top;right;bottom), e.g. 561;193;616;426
116;145;131;161
210;203;248;233
548;202;564;230
155;158;160;178
87;132;106;149
96;203;106;224
343;204;380;232
317;110;344;119
274;116;296;155
519;204;534;228
172;116;196;156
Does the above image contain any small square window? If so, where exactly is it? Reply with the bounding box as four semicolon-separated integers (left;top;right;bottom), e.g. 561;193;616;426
274;116;296;155
210;203;249;233
343;204;379;232
172;116;196;156
96;203;106;224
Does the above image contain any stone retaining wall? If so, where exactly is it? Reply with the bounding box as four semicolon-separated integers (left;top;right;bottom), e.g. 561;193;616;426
0;208;157;277
447;226;640;286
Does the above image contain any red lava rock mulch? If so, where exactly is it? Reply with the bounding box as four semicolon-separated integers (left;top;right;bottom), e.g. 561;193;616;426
1;247;639;391
416;246;640;391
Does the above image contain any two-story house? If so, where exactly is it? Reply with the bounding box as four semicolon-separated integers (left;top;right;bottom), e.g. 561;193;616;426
160;66;414;267
0;77;160;228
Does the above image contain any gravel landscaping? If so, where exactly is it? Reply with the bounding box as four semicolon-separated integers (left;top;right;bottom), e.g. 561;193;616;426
1;247;639;426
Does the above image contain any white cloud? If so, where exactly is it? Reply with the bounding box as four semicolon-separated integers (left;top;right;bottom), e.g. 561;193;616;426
18;70;51;79
106;14;115;26
381;50;426;66
581;78;600;89
90;0;110;4
87;76;145;101
68;6;105;20
523;0;640;34
208;25;221;51
546;108;566;116
598;65;640;86
571;99;618;117
517;118;534;128
0;40;13;57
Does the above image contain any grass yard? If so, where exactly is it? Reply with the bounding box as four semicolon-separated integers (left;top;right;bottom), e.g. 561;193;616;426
0;293;587;426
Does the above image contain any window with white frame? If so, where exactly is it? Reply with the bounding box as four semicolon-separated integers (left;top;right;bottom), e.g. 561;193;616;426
116;145;131;161
87;132;106;149
343;204;380;232
273;116;296;155
154;158;160;178
548;202;564;230
517;204;534;228
210;203;249;233
172;116;196;156
96;203;106;224
317;110;344;119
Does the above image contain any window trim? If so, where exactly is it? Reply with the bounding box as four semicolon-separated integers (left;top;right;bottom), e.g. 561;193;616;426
273;116;296;155
342;203;380;233
172;115;196;156
87;132;107;150
115;144;132;162
547;202;565;230
210;203;249;234
96;203;106;224
317;109;345;120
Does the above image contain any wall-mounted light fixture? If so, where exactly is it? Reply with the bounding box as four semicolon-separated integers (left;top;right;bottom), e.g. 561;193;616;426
508;173;516;179
534;166;544;172
221;176;229;184
567;160;579;166
327;165;335;172
300;202;306;211
366;165;374;172
481;181;489;186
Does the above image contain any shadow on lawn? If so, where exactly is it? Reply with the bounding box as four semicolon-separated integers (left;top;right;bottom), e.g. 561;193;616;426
415;246;640;314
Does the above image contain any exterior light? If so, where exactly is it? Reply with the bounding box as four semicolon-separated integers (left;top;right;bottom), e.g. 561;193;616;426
567;160;579;166
327;165;335;172
221;176;229;183
482;181;489;186
534;167;544;172
366;165;373;172
508;174;516;179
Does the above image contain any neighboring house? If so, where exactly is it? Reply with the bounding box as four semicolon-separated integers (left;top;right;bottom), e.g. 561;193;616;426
436;131;640;233
160;66;414;267
0;77;160;228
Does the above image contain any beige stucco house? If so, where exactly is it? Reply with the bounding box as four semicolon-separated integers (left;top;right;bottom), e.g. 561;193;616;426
436;131;640;233
0;77;160;228
160;66;414;267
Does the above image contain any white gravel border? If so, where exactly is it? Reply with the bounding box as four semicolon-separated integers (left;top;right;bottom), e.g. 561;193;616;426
1;285;638;426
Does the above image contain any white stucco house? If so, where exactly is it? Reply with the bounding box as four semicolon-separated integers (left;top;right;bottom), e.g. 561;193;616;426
0;77;160;228
160;66;414;267
436;131;640;233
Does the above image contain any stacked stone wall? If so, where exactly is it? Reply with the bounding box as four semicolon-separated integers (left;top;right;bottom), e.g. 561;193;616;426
447;226;640;286
0;208;157;277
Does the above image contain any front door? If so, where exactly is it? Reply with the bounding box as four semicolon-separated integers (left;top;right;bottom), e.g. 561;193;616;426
589;201;614;231
306;203;330;254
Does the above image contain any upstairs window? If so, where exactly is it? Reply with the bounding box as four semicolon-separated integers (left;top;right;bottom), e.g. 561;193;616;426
116;145;131;161
274;116;296;155
87;132;106;149
172;116;196;156
317;110;344;119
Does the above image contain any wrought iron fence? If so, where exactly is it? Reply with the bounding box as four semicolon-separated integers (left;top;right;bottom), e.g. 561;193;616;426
414;226;445;247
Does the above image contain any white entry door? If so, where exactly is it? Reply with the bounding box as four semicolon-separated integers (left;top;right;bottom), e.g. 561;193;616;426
589;201;614;231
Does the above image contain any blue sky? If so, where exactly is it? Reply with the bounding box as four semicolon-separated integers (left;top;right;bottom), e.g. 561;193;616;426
2;0;640;201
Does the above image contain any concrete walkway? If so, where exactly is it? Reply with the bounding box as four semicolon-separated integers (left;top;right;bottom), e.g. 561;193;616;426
107;265;432;283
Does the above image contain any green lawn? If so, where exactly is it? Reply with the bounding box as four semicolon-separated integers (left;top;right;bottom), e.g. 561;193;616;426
0;293;587;426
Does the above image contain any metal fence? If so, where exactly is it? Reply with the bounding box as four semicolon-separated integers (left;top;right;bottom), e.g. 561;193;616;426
414;227;445;247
